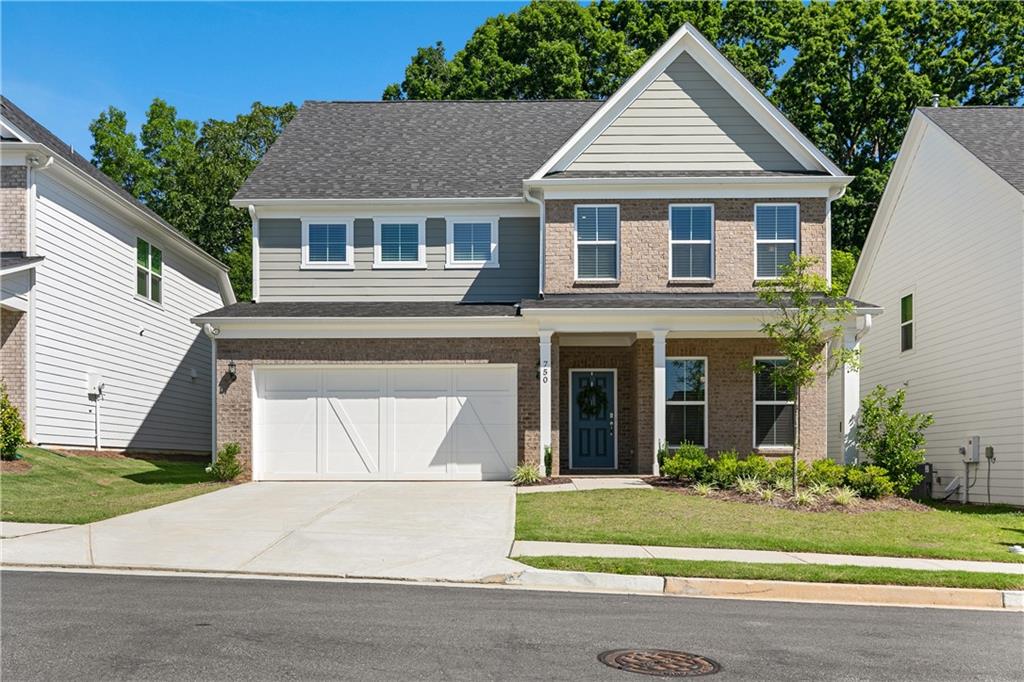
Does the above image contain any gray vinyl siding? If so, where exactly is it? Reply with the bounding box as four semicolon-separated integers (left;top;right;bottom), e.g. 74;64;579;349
259;217;539;302
568;53;803;172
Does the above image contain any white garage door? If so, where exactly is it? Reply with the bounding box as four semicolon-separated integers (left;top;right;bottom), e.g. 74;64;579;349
253;366;517;481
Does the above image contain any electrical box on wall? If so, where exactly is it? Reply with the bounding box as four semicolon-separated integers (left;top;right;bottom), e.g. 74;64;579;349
960;435;981;463
86;372;104;400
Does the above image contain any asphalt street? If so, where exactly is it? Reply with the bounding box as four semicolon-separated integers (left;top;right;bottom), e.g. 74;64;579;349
2;570;1021;681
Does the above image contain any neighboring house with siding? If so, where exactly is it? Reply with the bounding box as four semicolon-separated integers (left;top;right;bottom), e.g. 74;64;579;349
829;106;1024;506
195;24;878;481
0;97;235;453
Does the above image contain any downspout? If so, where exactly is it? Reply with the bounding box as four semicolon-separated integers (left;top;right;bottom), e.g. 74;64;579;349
825;185;847;290
524;188;545;298
855;313;873;341
203;323;221;461
248;204;259;302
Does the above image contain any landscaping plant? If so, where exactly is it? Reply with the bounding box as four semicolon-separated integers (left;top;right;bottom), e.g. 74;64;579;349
754;254;859;492
206;442;243;481
806;458;846;488
660;443;710;482
808;481;832;498
735;476;761;495
793;489;817;507
512;464;542;486
0;383;25;461
543;445;552;478
856;385;934;496
707;451;741;489
735;454;772;481
759;487;777;502
831;486;860;507
845;465;895;500
692;482;715;497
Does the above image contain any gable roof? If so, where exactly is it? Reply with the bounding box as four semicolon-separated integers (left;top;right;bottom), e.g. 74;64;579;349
233;100;602;201
917;107;1024;193
530;23;844;180
0;96;234;302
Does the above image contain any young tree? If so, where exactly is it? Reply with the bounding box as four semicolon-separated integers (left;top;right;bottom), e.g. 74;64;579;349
755;255;860;492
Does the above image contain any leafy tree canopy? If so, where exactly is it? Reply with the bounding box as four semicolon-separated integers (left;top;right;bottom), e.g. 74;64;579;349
90;100;297;300
385;0;1024;253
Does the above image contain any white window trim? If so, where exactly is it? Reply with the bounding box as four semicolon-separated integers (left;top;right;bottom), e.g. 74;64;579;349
752;356;795;452
373;217;427;269
668;203;715;282
135;237;163;307
753;202;800;281
301;216;354;270
444;216;499;269
900;289;915;354
573;204;620;282
665;356;709;448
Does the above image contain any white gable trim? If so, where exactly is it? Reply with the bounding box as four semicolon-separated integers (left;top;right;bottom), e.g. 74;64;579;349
530;23;843;180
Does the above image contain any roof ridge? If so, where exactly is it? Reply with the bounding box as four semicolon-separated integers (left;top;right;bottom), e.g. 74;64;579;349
302;99;604;105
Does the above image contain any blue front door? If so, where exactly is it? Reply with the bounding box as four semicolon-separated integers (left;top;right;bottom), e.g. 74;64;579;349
571;371;615;469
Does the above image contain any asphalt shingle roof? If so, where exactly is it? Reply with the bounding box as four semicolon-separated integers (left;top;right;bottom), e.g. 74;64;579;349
234;100;603;200
918;107;1024;193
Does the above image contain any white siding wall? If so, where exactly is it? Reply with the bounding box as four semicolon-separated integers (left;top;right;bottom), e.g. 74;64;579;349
568;53;803;172
844;124;1024;505
32;173;222;452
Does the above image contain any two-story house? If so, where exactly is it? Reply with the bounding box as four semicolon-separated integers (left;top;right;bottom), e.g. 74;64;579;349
1;97;235;454
195;24;878;481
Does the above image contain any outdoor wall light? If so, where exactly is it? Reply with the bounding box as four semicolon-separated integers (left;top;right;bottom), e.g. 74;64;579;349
227;360;237;379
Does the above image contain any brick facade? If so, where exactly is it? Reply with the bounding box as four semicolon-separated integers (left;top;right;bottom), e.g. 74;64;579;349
1;166;28;253
215;338;540;478
0;308;28;420
544;198;827;294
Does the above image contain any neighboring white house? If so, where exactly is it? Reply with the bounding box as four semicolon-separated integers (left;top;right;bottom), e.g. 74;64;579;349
1;97;235;453
829;106;1024;506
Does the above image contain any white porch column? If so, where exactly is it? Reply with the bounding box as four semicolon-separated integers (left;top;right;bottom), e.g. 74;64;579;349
652;329;667;475
539;330;553;475
841;326;861;465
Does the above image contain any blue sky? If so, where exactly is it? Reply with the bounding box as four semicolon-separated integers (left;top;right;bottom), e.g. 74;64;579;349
1;2;526;154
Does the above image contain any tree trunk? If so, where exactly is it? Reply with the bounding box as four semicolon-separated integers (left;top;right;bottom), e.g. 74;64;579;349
792;391;801;494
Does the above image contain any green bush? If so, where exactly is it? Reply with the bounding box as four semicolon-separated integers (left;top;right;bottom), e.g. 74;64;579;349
512;464;542;486
206;442;243;481
544;446;552;478
708;450;741;489
0;384;25;461
857;385;934;496
806;458;846;488
845;465;894;500
660;444;710;482
735;454;772;481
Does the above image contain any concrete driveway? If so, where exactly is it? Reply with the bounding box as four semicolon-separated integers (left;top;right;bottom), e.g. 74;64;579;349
0;482;523;582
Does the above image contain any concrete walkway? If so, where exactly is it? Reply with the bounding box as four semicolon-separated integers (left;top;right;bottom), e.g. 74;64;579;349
1;482;522;582
511;540;1024;575
517;477;652;494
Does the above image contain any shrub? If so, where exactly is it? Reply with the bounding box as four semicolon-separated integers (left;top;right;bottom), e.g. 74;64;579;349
735;476;761;495
512;464;541;486
206;442;243;481
793;489;817;506
735;454;772;481
856;385;934;496
806;458;846;488
0;384;25;461
808;481;832;497
845;465;894;500
692;482;715;496
831;486;860;507
660;444;710;482
759;487;777;502
708;450;741;488
770;477;790;492
543;446;552;478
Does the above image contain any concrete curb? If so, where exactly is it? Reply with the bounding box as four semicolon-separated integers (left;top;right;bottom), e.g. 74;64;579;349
511;569;1024;611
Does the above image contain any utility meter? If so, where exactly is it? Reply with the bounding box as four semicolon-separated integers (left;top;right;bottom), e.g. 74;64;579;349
960;435;981;463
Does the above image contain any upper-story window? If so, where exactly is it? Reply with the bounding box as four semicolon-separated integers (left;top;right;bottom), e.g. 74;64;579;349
446;217;499;269
374;218;426;269
900;293;914;352
302;217;353;269
575;205;619;281
755;204;799;279
136;238;162;304
669;204;714;280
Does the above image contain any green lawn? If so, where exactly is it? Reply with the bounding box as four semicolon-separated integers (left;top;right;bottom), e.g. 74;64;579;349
517;489;1024;563
1;447;229;524
519;556;1024;591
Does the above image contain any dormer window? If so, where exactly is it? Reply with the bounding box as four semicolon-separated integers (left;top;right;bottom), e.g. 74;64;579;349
301;217;353;269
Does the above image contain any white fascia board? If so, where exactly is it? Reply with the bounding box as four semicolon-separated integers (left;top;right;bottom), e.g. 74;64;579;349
531;23;844;179
247;199;538;220
846;113;930;297
8;142;237;305
190;316;539;339
0;260;40;276
0;115;32;143
528;176;852;200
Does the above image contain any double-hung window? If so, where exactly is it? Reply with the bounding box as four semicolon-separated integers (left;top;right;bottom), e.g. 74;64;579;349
755;204;799;279
666;357;707;448
900;293;914;352
575;205;618;281
136;238;162;304
669;204;714;280
301;217;353;269
446;217;498;268
753;358;795;449
374;218;426;268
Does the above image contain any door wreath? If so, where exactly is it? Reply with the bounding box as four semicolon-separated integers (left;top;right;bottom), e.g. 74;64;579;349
576;378;609;419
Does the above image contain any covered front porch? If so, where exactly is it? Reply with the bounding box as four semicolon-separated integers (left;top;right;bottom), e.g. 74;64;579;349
525;294;876;477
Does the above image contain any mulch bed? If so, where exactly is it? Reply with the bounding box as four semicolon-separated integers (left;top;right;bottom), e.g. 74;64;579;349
519;477;575;487
646;477;932;514
0;459;32;474
52;448;209;463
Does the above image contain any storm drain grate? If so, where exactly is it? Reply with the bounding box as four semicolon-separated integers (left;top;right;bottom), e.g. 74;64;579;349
598;649;721;677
